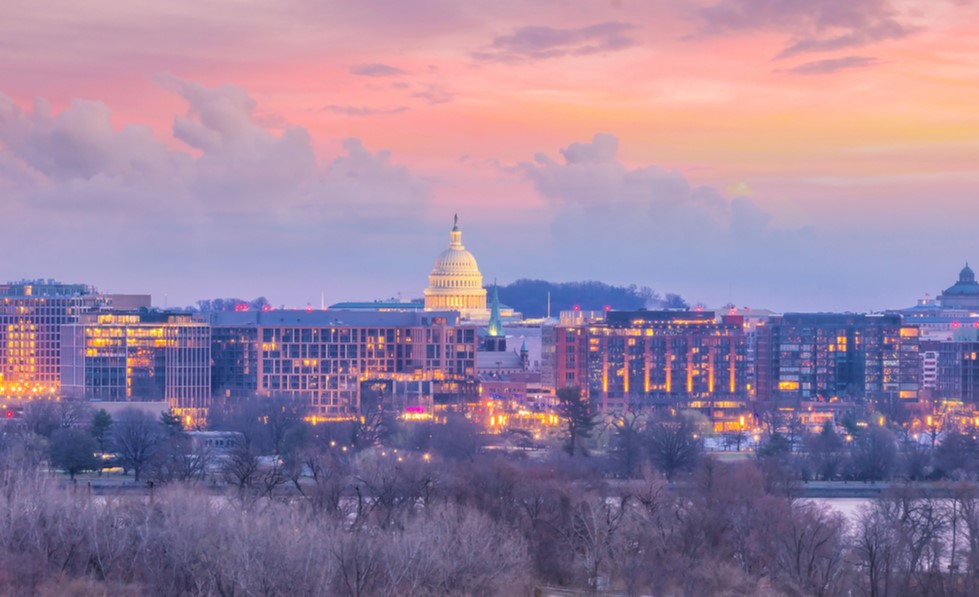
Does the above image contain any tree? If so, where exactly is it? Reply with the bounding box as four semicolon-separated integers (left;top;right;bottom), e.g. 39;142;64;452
849;426;898;482
224;442;260;491
805;424;845;481
933;432;979;479
89;409;113;453
148;434;212;484
24;400;92;438
430;413;481;461
611;411;646;477
22;401;62;438
160;410;183;435
111;409;165;483
209;394;308;454
645;414;703;481
49;428;99;480
557;387;596;457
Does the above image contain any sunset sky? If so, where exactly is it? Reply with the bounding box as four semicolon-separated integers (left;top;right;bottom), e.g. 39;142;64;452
2;0;978;311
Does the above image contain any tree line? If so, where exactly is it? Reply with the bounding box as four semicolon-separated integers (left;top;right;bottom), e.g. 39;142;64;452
494;279;688;318
12;392;979;595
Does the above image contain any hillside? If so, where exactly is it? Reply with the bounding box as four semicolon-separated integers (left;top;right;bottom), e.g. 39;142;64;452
493;279;688;319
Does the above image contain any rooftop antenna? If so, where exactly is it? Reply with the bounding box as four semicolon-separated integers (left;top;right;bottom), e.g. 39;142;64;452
320;291;325;310
547;291;551;320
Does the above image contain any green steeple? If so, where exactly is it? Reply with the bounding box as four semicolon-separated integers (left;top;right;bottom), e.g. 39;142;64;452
488;281;503;337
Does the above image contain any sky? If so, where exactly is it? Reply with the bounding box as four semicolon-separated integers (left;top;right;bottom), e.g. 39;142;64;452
1;0;978;312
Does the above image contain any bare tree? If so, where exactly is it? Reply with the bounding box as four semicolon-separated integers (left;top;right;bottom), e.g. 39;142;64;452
645;414;703;481
48;428;99;480
111;409;165;483
148;434;212;483
224;442;260;491
610;410;646;477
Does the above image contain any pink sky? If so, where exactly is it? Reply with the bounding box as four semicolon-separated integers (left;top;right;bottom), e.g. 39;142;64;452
1;0;978;311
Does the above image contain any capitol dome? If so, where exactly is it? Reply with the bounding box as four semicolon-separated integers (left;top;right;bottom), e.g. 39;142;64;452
424;215;487;314
432;245;480;277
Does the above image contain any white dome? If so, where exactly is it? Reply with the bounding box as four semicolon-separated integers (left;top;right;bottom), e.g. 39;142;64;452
432;246;479;276
424;216;487;313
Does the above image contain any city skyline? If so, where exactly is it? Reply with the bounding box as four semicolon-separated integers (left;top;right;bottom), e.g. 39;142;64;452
2;1;978;311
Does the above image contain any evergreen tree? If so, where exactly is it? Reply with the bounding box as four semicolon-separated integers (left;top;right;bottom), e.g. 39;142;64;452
89;409;113;453
556;386;596;457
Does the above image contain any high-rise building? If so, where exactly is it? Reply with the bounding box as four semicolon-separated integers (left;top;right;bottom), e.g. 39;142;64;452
756;313;919;404
547;310;748;414
0;280;109;398
60;312;211;424
209;310;478;417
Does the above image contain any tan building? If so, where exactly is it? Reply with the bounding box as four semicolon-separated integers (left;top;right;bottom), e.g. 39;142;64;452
60;312;211;425
210;310;478;417
423;215;488;319
0;280;149;399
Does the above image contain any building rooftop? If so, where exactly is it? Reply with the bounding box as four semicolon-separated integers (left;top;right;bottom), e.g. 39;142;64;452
941;263;979;296
327;300;424;311
209;309;468;328
0;279;97;297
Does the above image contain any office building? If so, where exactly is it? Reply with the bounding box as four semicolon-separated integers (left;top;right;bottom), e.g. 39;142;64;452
0;280;151;398
756;313;919;404
210;310;478;417
547;310;748;414
60;312;211;424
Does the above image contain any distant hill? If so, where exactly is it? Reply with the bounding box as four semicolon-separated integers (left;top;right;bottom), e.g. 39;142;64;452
493;279;688;319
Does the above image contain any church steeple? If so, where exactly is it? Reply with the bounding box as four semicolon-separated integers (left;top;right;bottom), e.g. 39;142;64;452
487;280;503;337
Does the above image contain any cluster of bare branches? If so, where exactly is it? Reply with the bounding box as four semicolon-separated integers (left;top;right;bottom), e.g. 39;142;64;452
0;458;531;596
16;397;979;595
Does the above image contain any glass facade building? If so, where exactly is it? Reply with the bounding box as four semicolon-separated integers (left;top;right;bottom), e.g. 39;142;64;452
210;310;478;416
0;281;107;398
60;313;211;423
756;313;919;403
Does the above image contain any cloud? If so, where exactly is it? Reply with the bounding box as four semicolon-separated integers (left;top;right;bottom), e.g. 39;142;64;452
0;78;437;300
0;94;184;182
697;0;913;58
324;104;409;116
474;22;637;62
411;85;454;105
348;63;406;77
784;55;882;74
311;138;431;225
518;133;814;284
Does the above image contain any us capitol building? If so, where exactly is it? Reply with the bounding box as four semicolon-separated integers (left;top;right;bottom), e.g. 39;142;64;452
423;215;491;321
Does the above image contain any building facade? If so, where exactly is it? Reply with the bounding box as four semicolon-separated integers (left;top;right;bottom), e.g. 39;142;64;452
210;310;478;416
548;310;748;415
756;313;920;404
0;280;109;398
60;312;211;423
